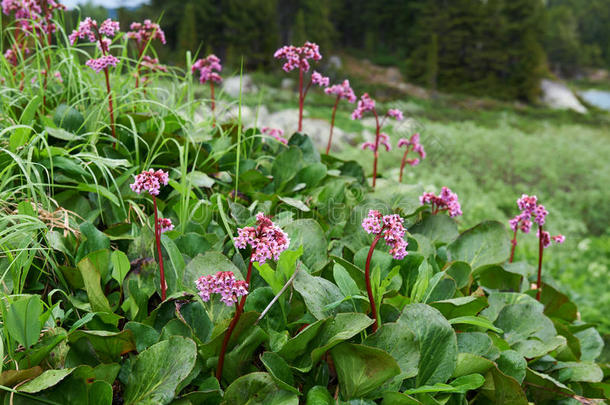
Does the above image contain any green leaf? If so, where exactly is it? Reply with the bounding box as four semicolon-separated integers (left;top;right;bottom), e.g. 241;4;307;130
184;251;243;290
554;361;603;383
293;270;351;320
480;365;528;405
46;126;81;141
496;350;526;384
305;386;334;405
68;330;135;363
54;103;84;133
284;219;328;272
364;322;419;381
111;250;130;286
410;214;459;245
89;380;114;405
272;147;304;189
77;183;120;207
124;336;197;405
452;353;494;378
402;374;485;395
448;316;503;333
447;221;510;270
398;304;457;386
6;295;43;348
430;297;487;319
331;343;400;399
445;261;471;289
278;313;373;373
77;255;112;313
222;372;299;405
279;197;310;212
333;264;361;300
161;235;186;296
18;368;75;393
223;326;269;382
381;392;422;404
575;327;604;362
187;171;215;188
261;352;299;394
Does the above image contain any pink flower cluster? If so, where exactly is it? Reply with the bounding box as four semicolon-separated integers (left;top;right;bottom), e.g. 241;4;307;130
2;0;64;35
157;217;174;233
398;133;426;166
509;194;548;233
234;212;290;264
85;54;119;73
361;210;408;259
420;187;462;217
69;18;119;45
130;169;169;196
387;109;404;121
510;194;564;246
195;271;248;306
311;71;330;87
361;133;391;152
537;229;566;248
262;127;287;144
351;93;376;120
126;19;166;47
324;79;356;103
274;42;322;72
192;54;222;84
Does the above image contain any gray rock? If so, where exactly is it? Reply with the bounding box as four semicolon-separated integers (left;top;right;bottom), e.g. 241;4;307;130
328;55;342;70
222;74;258;98
281;78;295;90
540;79;587;114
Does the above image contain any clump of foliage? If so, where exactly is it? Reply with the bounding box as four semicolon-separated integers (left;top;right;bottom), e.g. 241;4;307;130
0;4;608;405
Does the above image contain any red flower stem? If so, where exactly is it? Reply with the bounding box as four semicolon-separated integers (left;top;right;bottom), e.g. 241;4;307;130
371;109;381;189
93;26;117;149
298;67;304;132
509;229;518;263
210;81;216;128
153;195;166;300
326;95;340;154
365;232;383;332
399;145;412;183
216;258;253;381
536;225;544;301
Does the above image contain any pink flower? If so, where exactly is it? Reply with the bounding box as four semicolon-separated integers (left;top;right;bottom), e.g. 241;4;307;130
234;212;290;264
420;187;462;217
99;18;120;37
195;271;248;306
53;71;62;83
311;71;329;87
387;109;404;121
361;210;408;259
130;169;169;196
537;230;564;248
85;55;119;73
140;55;167;73
158;217;174;233
398;133;426;167
126;19;166;47
510;194;550;232
192;54;222;84
325;79;356;103
351;93;376;120
274;41;322;72
262;127;287;144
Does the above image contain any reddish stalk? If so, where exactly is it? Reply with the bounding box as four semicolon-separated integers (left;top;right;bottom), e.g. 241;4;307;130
94;25;117;148
297;67;304;132
536;225;544;301
210;81;216;127
399;145;412;183
509;229;518;263
152;196;167;300
216;258;253;381
371;109;381;189
326;95;340;154
365;232;383;332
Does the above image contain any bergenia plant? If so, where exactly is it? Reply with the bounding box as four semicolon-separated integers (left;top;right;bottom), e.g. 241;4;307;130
2;0;65;97
261;126;287;144
215;213;290;381
192;54;222;125
274;42;327;132
508;194;564;300
130;169;171;300
324;79;356;154
352;94;404;188
361;210;408;331
69;18;120;146
126;19;166;89
397;133;426;182
420;186;462;217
